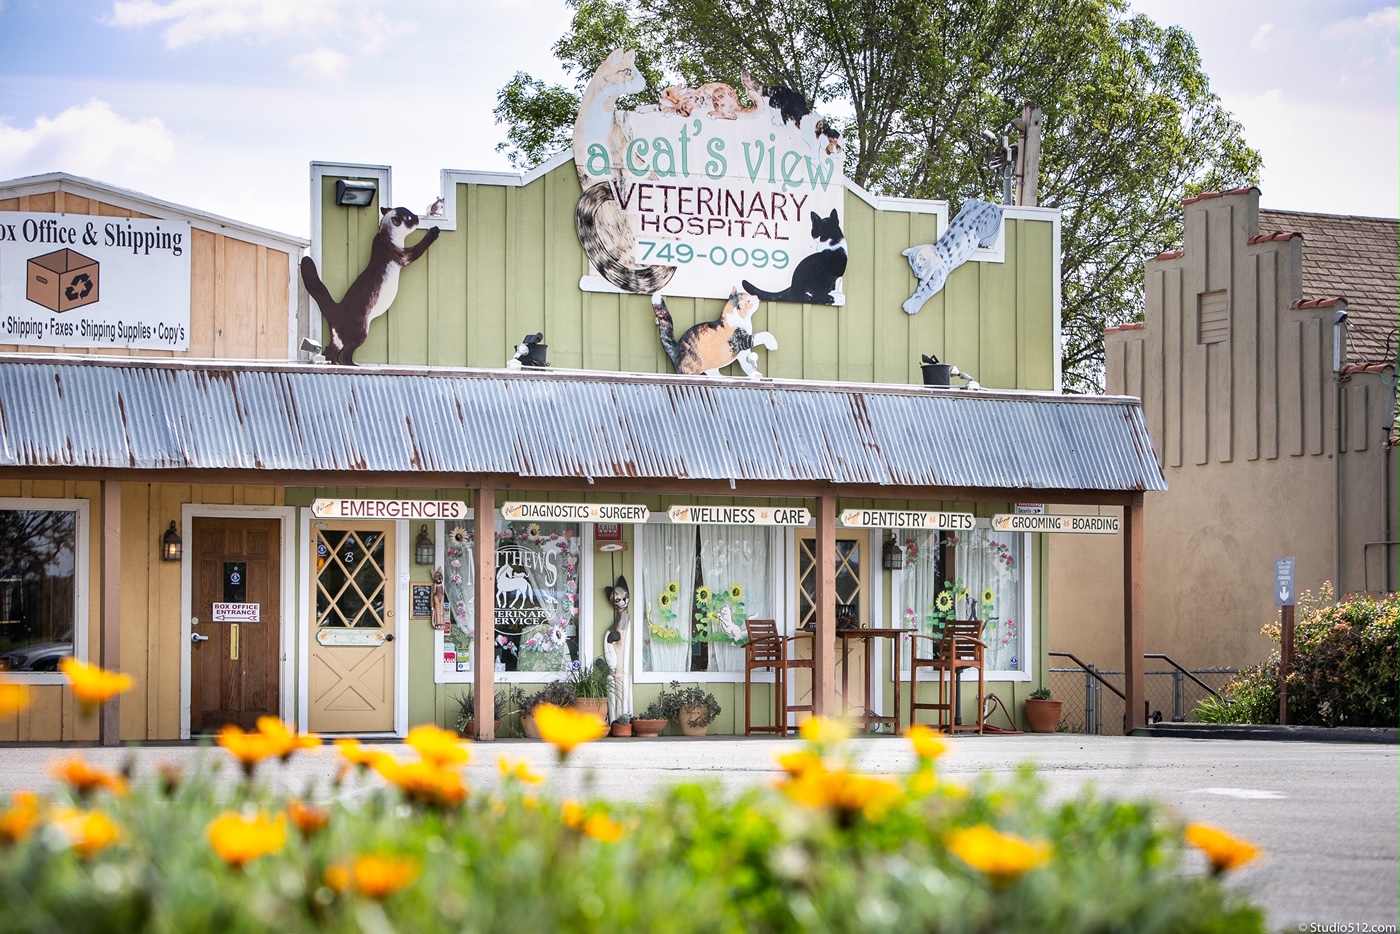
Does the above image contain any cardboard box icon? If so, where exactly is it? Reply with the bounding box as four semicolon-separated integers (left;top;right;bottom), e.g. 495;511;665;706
27;249;100;313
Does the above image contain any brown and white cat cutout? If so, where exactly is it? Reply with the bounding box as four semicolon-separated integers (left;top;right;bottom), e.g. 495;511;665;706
653;288;777;378
300;206;440;365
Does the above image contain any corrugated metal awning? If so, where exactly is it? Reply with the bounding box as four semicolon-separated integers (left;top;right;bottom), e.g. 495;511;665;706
0;357;1165;492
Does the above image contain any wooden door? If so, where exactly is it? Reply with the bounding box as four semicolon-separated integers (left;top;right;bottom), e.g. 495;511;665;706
795;529;869;710
308;522;396;733
191;518;281;733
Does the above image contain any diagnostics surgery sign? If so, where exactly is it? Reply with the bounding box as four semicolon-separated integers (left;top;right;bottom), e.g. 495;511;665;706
0;211;192;350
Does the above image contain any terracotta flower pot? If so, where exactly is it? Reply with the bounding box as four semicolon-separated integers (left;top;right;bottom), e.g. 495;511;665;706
1024;698;1062;733
610;721;633;737
575;698;608;723
522;713;540;739
679;704;710;737
632;718;666;737
458;718;502;738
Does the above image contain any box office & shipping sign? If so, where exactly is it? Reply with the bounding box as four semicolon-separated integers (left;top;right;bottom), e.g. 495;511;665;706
0;212;191;350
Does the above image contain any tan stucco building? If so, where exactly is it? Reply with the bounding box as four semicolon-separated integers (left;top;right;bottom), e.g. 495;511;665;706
1051;187;1398;672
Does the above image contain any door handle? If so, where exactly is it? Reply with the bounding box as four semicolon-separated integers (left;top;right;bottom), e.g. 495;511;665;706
191;632;210;643
384;633;395;642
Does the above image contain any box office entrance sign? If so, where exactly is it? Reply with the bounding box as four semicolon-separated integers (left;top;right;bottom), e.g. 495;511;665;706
0;211;191;350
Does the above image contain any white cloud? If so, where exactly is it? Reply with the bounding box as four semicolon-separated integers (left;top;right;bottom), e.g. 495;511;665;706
1250;23;1275;52
0;100;176;178
293;47;351;79
106;0;346;48
1322;6;1399;64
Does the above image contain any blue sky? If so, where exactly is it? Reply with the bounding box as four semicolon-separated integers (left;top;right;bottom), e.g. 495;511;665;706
0;1;1395;238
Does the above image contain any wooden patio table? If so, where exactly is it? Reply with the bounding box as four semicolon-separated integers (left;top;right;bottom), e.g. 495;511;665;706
836;628;916;736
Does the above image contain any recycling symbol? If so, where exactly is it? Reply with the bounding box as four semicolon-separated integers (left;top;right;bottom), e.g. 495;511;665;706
65;273;94;302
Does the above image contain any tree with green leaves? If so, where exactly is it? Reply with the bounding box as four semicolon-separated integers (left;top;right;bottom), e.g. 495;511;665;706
496;0;1260;392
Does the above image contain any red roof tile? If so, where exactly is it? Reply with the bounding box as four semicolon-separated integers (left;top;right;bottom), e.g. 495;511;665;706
1262;208;1398;366
1182;186;1260;206
1247;231;1303;244
1104;321;1147;335
1293;297;1344;309
1152;249;1184;261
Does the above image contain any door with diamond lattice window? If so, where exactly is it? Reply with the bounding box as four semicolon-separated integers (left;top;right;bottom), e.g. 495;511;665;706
308;522;396;733
795;530;870;712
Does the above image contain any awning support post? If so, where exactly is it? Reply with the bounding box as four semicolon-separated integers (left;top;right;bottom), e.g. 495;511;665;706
473;485;496;740
813;492;837;718
1123;493;1146;732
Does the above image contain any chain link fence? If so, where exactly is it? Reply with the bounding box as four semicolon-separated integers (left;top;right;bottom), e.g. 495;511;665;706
1048;658;1239;735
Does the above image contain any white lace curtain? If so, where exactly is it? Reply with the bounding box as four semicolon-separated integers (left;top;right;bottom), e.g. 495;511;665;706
697;526;774;672
954;528;1023;672
898;530;943;667
637;523;697;672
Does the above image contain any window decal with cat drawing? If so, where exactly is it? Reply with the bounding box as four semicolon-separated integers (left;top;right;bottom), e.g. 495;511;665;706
573;49;846;305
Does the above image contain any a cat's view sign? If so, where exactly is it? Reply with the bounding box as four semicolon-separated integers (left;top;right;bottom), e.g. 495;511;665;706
0;211;191;350
572;49;846;305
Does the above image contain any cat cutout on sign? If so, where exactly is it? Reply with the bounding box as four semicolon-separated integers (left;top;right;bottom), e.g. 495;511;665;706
742;209;847;306
300;206;440;365
653;288;777;378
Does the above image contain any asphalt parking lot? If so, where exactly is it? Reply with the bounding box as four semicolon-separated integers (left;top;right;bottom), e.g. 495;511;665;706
2;733;1394;931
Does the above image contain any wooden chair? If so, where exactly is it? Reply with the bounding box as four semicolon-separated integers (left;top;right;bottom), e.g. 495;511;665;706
744;619;815;736
909;620;986;734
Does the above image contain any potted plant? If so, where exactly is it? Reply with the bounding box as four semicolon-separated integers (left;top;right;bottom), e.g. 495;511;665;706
610;713;633;737
521;680;577;739
632;702;666;738
568;658;611;724
1025;687;1062;733
454;685;525;737
658;680;721;737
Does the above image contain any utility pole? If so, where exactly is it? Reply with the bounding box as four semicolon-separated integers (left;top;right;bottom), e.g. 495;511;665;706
1014;105;1043;207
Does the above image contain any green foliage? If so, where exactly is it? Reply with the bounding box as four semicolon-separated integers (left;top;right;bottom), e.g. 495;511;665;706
0;742;1264;932
638;700;665;720
1029;687;1052;701
454;685;526;732
494;0;1260;392
521;679;577;716
1193;588;1398;727
567;658;613;700
658;680;722;727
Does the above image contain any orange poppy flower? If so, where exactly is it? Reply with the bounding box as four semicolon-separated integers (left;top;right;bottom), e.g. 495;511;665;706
0;678;30;718
405;724;470;767
58;659;133;713
1184;823;1260;875
217;725;275;778
907;724;949;762
497;756;545;786
286;801;330;839
0;790;41;843
946;824;1052;886
50;806;121;859
256;717;321;761
206;811;287;868
533;703;607;758
50;755;127;798
351;854;418;901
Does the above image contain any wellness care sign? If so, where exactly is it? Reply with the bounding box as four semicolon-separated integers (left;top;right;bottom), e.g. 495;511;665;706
572;49;846;304
0;212;191;350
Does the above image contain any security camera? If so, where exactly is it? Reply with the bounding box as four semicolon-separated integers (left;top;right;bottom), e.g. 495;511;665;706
1333;310;1348;324
300;337;323;354
980;129;998;146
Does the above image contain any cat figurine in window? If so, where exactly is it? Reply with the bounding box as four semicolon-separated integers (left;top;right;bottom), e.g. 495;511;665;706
299;206;440;365
653;288;777;378
572;48;676;294
603;575;632;719
742;209;847;305
901;198;1003;314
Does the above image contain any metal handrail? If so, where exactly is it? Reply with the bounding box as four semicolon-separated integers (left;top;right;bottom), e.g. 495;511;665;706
1048;651;1126;700
1143;653;1222;699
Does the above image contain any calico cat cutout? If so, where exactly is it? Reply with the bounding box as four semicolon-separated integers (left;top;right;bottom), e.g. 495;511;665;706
603;575;633;719
300;207;440;365
740;71;842;154
653;289;777;377
742;209;847;305
572;49;676;294
901;198;1002;315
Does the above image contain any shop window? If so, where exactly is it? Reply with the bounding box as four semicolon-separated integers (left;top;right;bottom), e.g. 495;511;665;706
899;526;1026;675
0;501;84;679
438;520;583;681
637;524;775;675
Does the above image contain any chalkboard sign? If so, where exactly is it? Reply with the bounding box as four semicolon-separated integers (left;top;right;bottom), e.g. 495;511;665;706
411;583;433;619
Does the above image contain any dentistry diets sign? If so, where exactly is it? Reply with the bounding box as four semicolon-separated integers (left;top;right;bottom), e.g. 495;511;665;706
572;49;846;304
0;212;191;350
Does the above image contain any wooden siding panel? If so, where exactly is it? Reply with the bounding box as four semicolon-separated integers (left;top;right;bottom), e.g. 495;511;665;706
839;193;876;382
120;482;150;740
465;186;509;368
872;209;912;383
1015;220;1055;390
979;228;1017;389
543;171;585;370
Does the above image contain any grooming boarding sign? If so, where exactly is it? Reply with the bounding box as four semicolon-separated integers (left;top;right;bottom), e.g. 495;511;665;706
0;212;191;350
573;50;845;303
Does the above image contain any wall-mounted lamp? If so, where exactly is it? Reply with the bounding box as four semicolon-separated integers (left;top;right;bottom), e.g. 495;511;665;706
414;524;435;566
882;532;904;570
335;178;378;207
161;521;182;562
